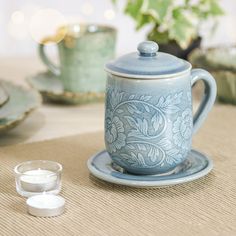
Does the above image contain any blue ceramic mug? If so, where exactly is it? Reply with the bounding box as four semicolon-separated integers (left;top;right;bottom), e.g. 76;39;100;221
104;41;217;175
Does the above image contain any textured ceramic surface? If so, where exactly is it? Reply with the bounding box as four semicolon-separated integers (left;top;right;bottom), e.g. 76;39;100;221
0;83;9;107
87;149;213;188
39;24;116;93
190;48;236;105
105;41;217;175
27;72;105;104
0;80;41;133
105;41;191;79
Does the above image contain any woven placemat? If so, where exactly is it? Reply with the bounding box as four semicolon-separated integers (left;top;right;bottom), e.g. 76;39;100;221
0;105;235;235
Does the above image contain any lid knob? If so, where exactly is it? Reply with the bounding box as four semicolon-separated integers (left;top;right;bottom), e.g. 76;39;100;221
137;41;159;57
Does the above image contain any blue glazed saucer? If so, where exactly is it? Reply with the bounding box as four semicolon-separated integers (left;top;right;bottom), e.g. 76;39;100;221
87;149;213;188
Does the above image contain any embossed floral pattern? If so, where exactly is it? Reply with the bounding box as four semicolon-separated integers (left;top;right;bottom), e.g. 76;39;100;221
105;86;192;170
172;108;192;150
105;113;126;153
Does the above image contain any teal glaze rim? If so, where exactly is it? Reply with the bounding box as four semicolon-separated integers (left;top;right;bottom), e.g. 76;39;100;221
59;23;117;37
87;149;213;187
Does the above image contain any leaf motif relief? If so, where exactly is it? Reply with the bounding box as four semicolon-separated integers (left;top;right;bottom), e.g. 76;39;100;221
126;144;135;150
156;92;183;114
162;94;172;107
125;116;138;129
151;113;163;132
125;116;149;137
118;92;124;104
156;96;165;107
158;138;173;150
137;153;145;166
120;153;136;165
127;104;142;114
120;152;145;167
128;130;142;138
140;95;152;102
162;105;180;114
108;89;124;108
165;148;179;157
136;118;148;135
165;153;182;165
144;105;150;112
148;146;160;163
150;154;157;163
129;95;135;100
158;138;182;165
137;143;147;151
116;109;124;114
173;92;183;105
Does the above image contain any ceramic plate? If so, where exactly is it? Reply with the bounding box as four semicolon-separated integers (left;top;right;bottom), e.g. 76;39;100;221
0;82;9;107
0;80;41;133
26;72;105;104
87;149;213;188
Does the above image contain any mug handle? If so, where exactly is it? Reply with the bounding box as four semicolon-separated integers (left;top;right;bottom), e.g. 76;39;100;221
38;37;60;76
191;69;217;134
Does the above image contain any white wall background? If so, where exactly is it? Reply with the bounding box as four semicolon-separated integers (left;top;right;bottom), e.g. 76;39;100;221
0;0;235;57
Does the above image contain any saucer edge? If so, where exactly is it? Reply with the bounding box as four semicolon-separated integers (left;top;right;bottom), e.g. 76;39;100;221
87;149;213;188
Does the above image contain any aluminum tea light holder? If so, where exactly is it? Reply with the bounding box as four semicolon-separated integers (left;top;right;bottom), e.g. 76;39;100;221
14;160;65;217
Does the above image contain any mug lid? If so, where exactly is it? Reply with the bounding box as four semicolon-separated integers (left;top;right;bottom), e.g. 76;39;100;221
105;41;191;79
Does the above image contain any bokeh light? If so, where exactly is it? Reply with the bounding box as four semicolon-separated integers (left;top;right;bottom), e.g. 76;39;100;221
82;3;94;16
104;9;115;20
8;10;28;40
29;8;67;45
8;21;28;40
11;11;25;25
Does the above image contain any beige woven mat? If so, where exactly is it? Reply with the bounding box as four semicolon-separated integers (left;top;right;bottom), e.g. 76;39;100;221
0;105;236;236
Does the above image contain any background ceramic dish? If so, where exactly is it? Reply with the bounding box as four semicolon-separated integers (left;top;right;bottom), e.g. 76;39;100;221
0;80;41;133
39;23;116;93
27;72;105;105
0;83;9;107
190;47;236;104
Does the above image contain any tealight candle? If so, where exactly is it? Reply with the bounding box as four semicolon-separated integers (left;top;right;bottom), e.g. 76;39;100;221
27;194;65;217
20;170;57;192
14;160;62;197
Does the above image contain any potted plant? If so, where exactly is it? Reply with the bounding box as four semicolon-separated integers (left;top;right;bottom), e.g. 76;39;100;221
112;0;223;59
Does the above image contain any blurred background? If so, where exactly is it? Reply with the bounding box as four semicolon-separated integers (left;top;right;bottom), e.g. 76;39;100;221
0;0;236;57
0;0;236;145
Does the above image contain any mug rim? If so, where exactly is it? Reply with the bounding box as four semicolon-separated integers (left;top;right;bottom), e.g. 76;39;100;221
58;23;117;38
40;23;116;45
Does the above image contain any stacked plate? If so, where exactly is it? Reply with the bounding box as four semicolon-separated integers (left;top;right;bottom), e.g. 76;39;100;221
0;80;41;133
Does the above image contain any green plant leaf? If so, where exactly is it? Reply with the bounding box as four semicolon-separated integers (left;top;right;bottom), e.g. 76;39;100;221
113;0;223;48
147;27;169;44
124;0;144;19
208;0;224;16
169;8;196;48
136;13;155;29
147;0;173;22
